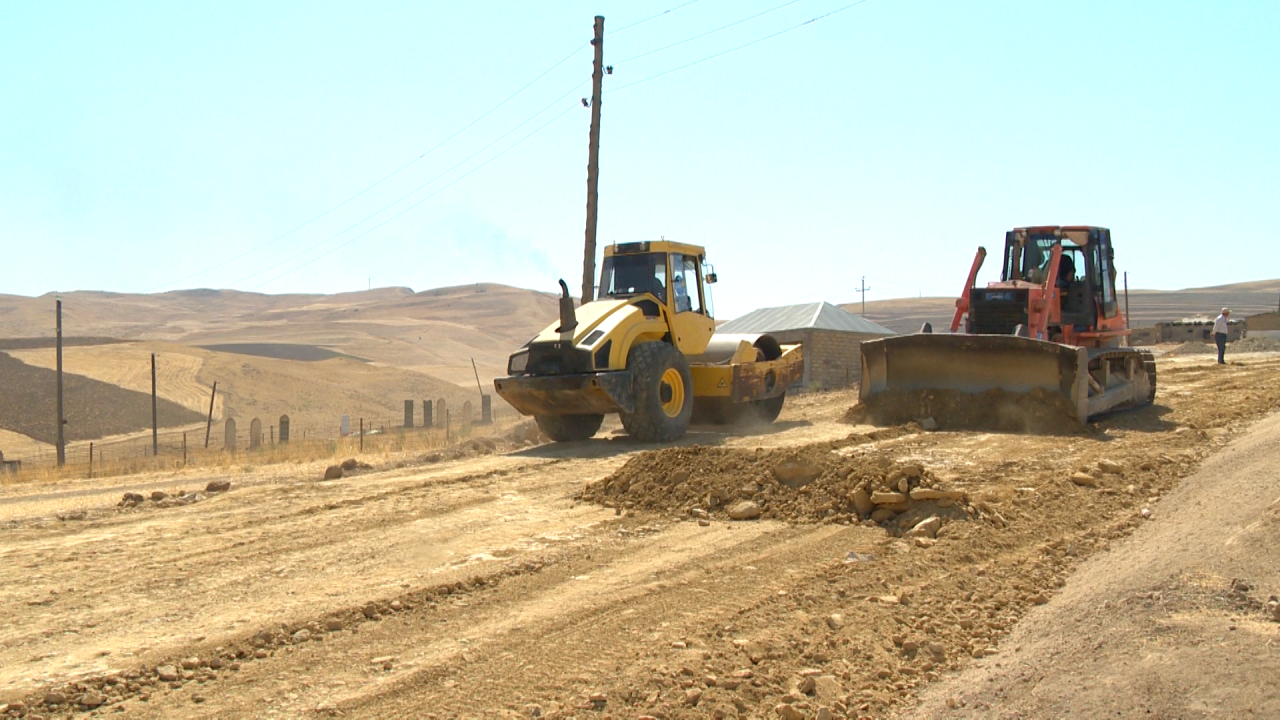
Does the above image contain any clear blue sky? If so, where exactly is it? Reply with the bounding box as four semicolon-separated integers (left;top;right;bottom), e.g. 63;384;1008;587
2;1;1276;319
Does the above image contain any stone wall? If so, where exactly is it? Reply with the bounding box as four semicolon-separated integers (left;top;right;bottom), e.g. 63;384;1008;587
767;329;869;390
1157;320;1247;343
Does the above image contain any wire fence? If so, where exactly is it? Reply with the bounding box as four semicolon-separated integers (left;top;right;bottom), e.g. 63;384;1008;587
3;406;514;482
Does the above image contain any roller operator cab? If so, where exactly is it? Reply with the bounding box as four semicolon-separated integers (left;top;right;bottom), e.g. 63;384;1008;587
494;240;804;443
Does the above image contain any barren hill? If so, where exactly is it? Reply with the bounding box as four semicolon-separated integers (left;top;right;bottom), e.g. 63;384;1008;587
0;283;559;390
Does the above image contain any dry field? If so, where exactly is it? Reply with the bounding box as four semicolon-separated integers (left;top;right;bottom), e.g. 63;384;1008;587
0;284;559;392
1;342;483;461
0;353;1277;718
0;352;203;445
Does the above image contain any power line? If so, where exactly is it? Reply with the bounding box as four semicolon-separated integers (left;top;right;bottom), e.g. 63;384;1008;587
148;41;586;292
170;2;876;292
246;1;873;289
231;82;586;289
247;103;581;291
613;0;804;66
610;0;703;35
608;0;873;95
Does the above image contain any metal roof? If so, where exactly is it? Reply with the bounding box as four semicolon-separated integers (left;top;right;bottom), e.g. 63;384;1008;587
718;302;895;335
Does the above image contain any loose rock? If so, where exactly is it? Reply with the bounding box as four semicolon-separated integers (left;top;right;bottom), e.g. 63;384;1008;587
851;488;873;518
773;459;823;488
206;479;232;493
323;465;343;480
906;516;943;539
870;491;907;505
1097;459;1125;475
728;501;761;520
1070;472;1098;487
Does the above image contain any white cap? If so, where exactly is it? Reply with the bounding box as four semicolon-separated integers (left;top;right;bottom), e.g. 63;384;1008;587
1222;308;1230;314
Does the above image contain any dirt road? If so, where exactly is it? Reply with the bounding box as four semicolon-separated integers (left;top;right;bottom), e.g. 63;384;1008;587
0;354;1277;719
906;402;1280;718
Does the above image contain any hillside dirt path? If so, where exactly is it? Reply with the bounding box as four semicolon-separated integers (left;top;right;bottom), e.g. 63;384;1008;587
0;355;1277;719
904;405;1280;719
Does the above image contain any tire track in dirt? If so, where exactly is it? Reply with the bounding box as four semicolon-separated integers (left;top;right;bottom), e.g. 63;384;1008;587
0;453;615;696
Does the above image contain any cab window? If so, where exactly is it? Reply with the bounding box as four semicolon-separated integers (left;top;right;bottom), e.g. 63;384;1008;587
598;252;667;302
669;253;702;314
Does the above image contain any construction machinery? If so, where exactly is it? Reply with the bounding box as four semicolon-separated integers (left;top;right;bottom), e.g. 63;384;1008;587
860;226;1155;424
494;240;804;442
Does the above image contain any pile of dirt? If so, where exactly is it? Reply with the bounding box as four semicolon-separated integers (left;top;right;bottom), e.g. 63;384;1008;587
844;387;1086;435
580;431;971;533
1165;336;1280;355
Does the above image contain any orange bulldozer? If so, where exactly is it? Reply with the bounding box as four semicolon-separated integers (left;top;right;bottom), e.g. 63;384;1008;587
859;226;1156;426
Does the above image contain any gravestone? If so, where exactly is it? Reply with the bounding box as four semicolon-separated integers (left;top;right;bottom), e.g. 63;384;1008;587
481;394;492;424
404;400;414;428
436;399;447;427
340;415;351;437
225;418;237;451
249;418;262;449
422;400;433;429
462;400;473;427
279;414;290;443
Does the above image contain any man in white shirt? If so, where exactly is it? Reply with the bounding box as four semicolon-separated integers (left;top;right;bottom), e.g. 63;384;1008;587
1213;308;1231;364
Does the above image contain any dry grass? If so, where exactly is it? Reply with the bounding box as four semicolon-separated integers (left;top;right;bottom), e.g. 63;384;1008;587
1;417;523;486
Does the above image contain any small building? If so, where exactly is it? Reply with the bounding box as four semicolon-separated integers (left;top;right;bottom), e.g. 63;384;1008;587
1247;312;1280;332
718;302;894;389
1151;318;1247;343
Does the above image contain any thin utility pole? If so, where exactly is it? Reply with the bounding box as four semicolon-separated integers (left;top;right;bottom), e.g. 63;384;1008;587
1123;271;1131;329
204;381;217;448
857;276;872;317
471;357;485;399
580;15;605;304
55;299;65;466
151;353;158;456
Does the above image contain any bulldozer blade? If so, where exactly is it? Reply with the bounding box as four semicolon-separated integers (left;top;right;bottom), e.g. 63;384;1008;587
860;334;1089;424
493;371;633;417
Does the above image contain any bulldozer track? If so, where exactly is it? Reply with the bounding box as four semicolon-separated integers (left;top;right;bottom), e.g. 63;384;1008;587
1087;347;1157;416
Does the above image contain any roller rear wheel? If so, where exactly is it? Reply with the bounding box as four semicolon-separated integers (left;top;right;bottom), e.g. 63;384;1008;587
535;413;604;442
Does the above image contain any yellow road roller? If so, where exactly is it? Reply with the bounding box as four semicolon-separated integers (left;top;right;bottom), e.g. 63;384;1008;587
494;240;804;442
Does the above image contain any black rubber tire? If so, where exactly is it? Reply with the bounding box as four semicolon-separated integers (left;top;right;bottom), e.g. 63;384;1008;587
620;342;693;442
535;413;604;442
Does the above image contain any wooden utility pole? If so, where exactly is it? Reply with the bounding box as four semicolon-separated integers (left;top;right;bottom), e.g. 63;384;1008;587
55;299;65;466
204;382;217;448
151;353;159;456
580;15;605;304
471;357;485;398
1123;272;1131;329
857;276;872;317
